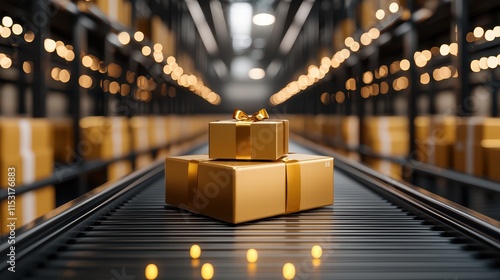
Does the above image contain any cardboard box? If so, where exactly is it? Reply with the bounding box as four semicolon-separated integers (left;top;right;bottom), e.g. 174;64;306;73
108;160;132;181
0;118;52;157
165;154;334;224
482;140;500;182
303;115;324;143
342;116;360;148
485;148;500;181
367;138;409;156
414;116;430;156
80;116;131;160
359;0;376;30
209;119;289;160
363;116;408;144
130;117;153;168
1;149;54;188
454;117;500;176
366;158;402;180
0;185;55;235
167;115;181;144
429;116;457;145
94;0;131;27
149;116;168;148
51;118;74;163
427;143;452;168
419;116;456;165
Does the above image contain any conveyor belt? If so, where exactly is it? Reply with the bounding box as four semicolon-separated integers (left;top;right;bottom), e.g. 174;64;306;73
2;143;500;279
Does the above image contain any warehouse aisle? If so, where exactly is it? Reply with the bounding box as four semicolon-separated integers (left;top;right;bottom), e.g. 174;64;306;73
15;143;500;280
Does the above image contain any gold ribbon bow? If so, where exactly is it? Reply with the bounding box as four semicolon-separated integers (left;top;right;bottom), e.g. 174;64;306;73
233;108;269;122
233;109;269;159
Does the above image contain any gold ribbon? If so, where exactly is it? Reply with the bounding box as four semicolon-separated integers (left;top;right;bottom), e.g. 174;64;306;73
233;108;269;122
233;109;269;160
282;158;301;213
187;160;200;212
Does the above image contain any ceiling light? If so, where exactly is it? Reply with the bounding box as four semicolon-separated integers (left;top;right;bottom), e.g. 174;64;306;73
253;13;275;26
230;3;253;51
248;68;265;80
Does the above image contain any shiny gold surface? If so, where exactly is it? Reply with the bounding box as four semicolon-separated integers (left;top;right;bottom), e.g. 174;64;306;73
209;119;289;160
165;154;333;224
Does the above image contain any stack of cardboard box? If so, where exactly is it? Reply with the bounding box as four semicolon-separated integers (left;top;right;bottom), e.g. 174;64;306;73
130;116;153;169
454;117;500;179
80;116;132;181
0;118;55;235
93;0;132;28
149;116;169;159
322;116;360;160
363;116;409;179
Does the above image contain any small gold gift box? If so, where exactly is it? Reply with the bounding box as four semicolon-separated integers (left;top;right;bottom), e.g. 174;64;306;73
209;109;289;161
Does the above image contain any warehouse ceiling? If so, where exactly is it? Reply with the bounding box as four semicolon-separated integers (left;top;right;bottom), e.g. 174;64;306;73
190;0;311;81
183;0;315;110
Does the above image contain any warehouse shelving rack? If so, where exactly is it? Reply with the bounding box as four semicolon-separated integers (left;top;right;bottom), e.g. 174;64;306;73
272;0;500;220
0;0;217;207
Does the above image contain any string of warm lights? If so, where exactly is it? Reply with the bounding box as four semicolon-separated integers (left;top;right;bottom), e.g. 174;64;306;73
269;26;381;106
0;16;26;70
270;0;497;106
0;14;220;106
117;31;221;105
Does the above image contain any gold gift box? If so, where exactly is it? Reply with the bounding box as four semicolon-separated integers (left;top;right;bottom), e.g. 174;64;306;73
165;154;333;224
209;119;289;160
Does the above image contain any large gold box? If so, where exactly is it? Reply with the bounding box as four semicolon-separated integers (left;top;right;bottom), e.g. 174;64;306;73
209;119;289;160
165;154;333;224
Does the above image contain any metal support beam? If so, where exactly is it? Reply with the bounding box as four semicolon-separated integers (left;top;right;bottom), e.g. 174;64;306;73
453;0;471;117
404;0;419;183
32;0;48;117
